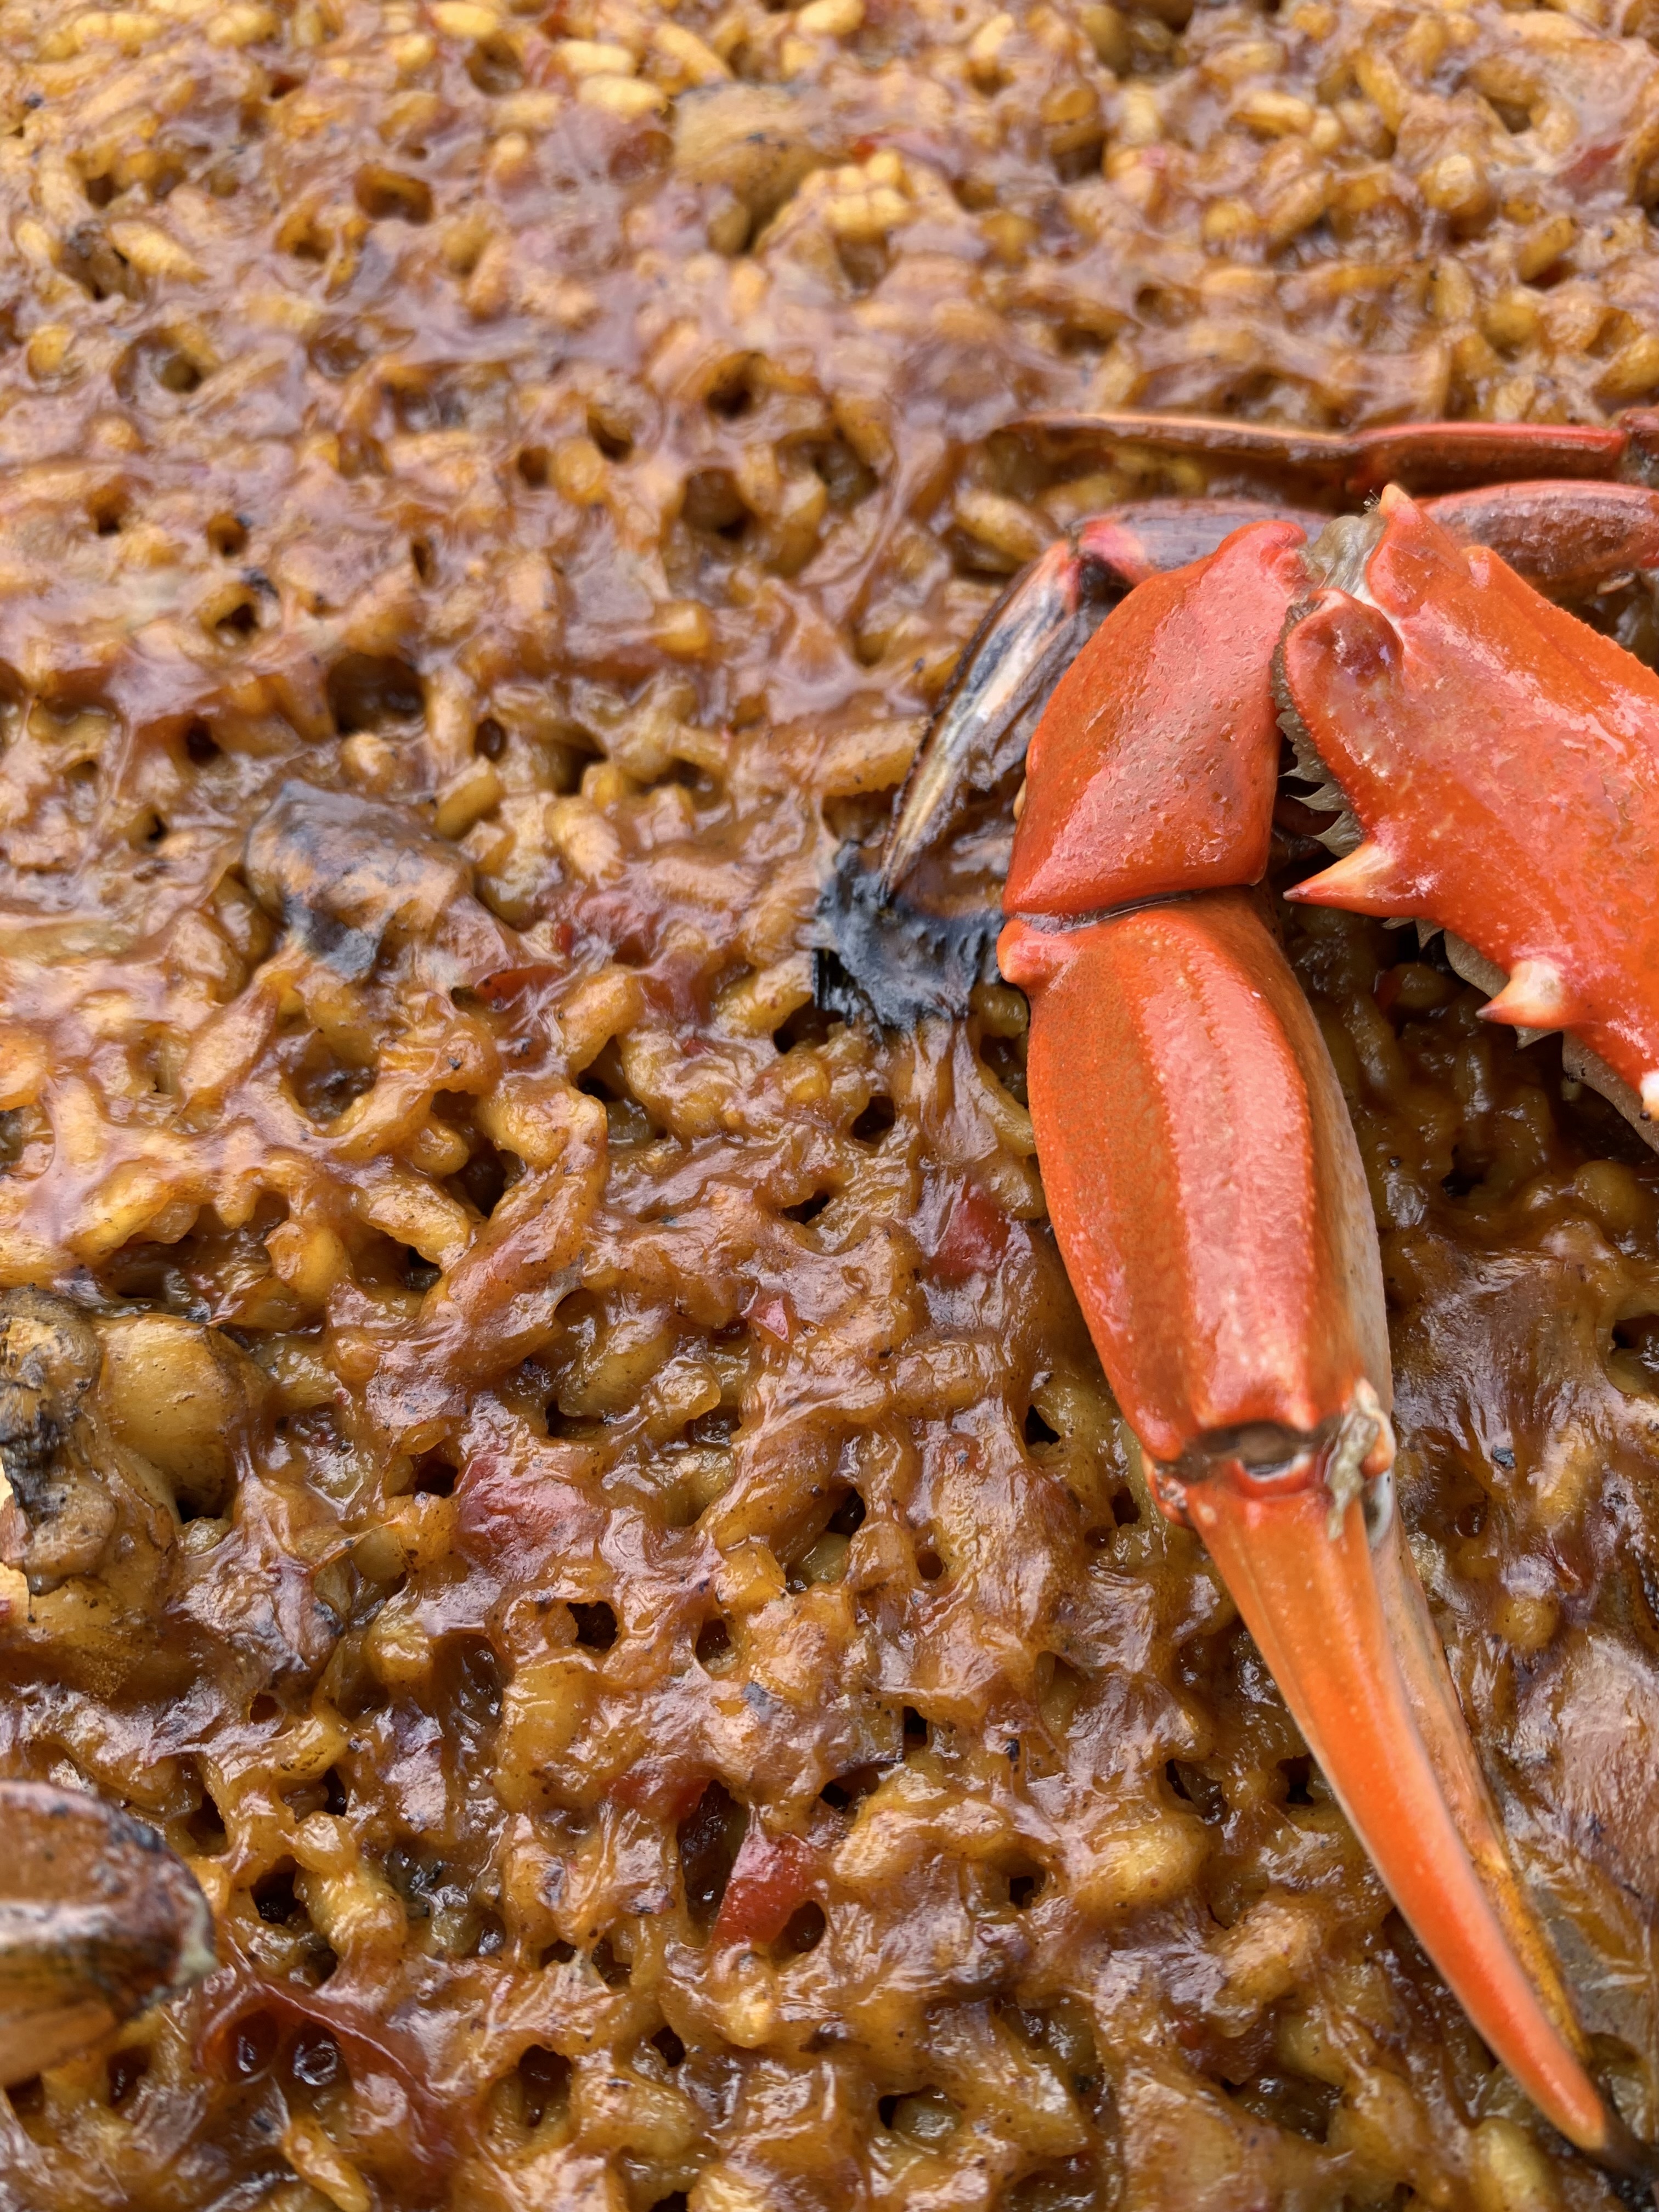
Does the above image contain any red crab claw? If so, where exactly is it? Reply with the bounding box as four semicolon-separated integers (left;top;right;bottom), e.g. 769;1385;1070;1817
977;510;1653;2170
1000;895;1628;2164
0;1779;216;2083
881;451;1659;923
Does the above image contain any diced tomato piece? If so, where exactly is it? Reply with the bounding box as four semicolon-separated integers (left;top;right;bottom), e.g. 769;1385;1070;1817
932;1181;1009;1286
710;1825;816;1948
743;1291;793;1344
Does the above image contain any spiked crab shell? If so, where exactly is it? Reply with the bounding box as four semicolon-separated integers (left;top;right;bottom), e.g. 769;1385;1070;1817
1281;489;1659;1151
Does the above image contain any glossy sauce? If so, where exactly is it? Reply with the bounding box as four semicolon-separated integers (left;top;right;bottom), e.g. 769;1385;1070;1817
2;0;1659;2204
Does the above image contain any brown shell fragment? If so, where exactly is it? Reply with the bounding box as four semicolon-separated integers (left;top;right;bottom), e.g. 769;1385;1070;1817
0;1780;215;2086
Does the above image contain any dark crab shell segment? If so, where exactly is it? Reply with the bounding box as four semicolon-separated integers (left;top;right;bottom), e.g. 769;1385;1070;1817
1425;478;1659;598
881;535;1092;901
1282;488;1659;1121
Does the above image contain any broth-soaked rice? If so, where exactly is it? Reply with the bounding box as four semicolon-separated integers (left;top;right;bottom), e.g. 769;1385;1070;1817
3;0;1659;2203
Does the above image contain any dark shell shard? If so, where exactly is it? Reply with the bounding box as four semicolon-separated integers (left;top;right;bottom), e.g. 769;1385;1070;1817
815;840;1002;1028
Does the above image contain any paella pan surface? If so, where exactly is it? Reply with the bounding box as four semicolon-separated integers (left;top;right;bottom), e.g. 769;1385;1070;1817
2;0;1659;2204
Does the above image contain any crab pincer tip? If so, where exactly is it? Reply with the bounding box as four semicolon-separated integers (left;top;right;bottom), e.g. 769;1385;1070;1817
1284;839;1413;916
1186;1472;1632;2168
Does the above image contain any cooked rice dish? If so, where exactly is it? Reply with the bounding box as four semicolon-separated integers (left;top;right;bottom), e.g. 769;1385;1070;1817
3;0;1659;2204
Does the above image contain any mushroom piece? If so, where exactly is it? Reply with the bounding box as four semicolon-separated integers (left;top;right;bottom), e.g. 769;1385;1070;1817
0;1291;268;1694
96;1312;259;1521
0;1288;117;1590
0;1780;216;2085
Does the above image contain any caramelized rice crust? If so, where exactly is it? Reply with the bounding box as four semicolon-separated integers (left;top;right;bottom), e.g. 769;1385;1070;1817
3;0;1659;2204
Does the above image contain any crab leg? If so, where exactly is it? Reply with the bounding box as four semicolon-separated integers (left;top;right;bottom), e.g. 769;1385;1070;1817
1425;479;1659;598
1012;406;1659;495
